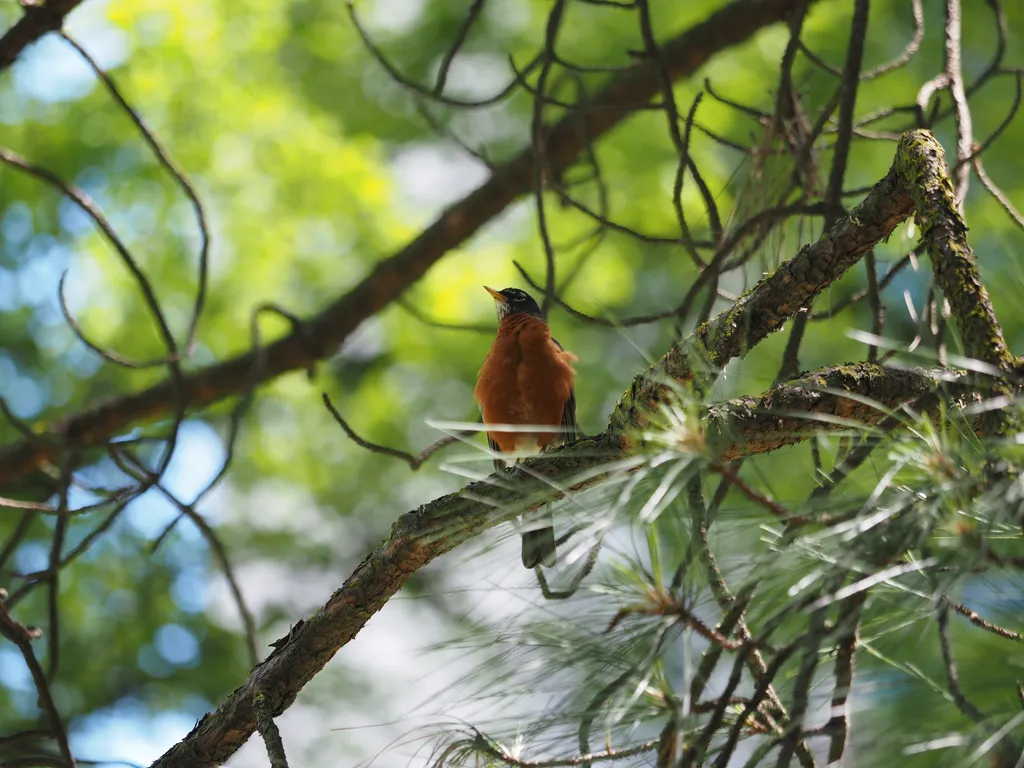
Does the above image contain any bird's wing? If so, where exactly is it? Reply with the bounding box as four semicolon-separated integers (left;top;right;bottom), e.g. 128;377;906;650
479;403;508;471
551;336;580;445
488;434;507;471
561;385;579;444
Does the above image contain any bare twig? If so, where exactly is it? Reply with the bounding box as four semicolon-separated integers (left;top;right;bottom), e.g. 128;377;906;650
974;154;1024;232
323;394;472;471
943;0;973;211
952;601;1024;642
432;0;487;96
0;590;75;766
864;0;924;79
531;0;567;316
45;468;72;683
775;607;830;767
937;598;986;723
0;149;181;369
112;447;261;667
397;299;492;333
826;591;867;764
253;690;289;768
473;737;659;767
347;2;539;109
638;0;706;266
711;461;801;524
60;31;211;353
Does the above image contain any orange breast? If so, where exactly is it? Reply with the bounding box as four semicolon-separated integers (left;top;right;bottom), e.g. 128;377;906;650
474;314;576;455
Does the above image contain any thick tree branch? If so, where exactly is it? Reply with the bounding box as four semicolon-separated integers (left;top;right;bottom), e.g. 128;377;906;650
0;0;84;71
897;131;1012;372
609;139;915;434
151;130;975;764
0;0;810;488
708;364;968;460
609;129;1005;438
149;358;962;766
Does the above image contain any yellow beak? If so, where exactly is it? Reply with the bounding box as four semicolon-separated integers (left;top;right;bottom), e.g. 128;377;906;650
484;286;507;304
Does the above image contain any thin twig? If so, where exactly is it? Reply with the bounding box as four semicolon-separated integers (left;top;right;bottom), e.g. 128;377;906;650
112;447;261;667
775;607;830;767
711;462;804;525
323;394;472;471
974;154;1024;231
0;149;180;368
952;601;1024;642
479;738;659;767
432;0;486;96
347;2;541;109
863;0;923;79
825;591;867;764
937;598;986;723
253;690;289;768
532;0;567;316
45;467;72;683
943;0;972;211
0;590;75;766
639;0;705;268
60;31;210;353
397;299;493;333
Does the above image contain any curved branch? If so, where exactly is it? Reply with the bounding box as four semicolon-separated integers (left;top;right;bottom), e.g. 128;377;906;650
897;130;1012;372
152;131;976;763
0;0;813;488
150;356;962;766
0;0;83;71
609;136;916;433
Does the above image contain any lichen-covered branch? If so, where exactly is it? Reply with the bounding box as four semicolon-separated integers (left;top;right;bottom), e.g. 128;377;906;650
896;129;1012;372
710;363;969;460
149;359;963;766
609;146;916;435
609;129;1013;441
150;127;990;764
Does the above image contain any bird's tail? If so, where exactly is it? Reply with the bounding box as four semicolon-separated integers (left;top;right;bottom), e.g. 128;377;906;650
521;510;556;568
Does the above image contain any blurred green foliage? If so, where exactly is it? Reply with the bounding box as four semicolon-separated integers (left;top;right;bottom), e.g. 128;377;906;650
0;0;1022;764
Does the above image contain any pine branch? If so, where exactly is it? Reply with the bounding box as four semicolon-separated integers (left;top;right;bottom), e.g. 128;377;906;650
150;128;986;765
149;357;965;766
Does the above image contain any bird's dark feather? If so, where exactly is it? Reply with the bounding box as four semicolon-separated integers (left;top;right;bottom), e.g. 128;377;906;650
552;336;580;446
488;434;507;472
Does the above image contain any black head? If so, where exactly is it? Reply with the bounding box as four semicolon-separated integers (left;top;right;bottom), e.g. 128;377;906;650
484;286;544;322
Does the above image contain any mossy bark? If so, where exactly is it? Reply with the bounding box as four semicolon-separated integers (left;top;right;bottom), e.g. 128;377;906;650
610;129;1016;443
895;130;1012;372
608;141;915;438
150;360;959;766
151;123;1012;768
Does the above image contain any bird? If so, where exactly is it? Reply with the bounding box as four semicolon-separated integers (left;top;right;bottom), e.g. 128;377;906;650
474;286;579;568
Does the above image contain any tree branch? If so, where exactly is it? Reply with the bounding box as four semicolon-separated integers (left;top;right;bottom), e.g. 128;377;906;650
0;0;812;489
149;359;963;766
0;0;84;71
151;130;977;764
898;131;1012;372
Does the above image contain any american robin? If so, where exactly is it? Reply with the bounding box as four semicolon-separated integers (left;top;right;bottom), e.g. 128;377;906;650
474;286;579;568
